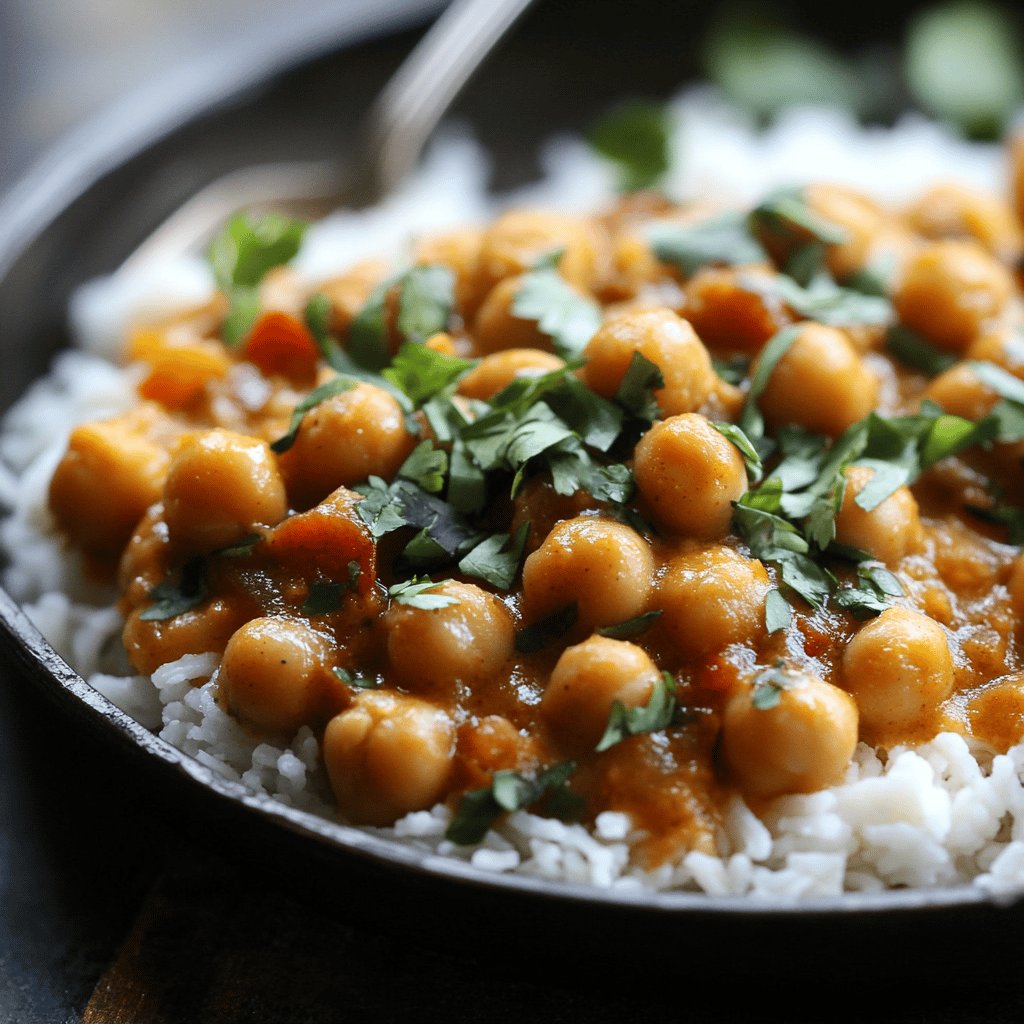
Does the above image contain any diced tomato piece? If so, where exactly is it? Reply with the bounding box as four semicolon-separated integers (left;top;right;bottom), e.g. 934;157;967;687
244;311;319;382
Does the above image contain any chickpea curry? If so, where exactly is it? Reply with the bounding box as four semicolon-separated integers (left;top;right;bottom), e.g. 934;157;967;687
46;165;1024;864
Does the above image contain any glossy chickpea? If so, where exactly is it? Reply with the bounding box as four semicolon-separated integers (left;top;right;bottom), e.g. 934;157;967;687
384;581;515;696
580;309;715;416
842;607;954;742
472;276;559;353
753;322;877;438
323;691;455;825
122;598;249;676
894;241;1013;353
806;184;885;280
657;545;770;657
48;416;170;559
683;266;791;353
522;516;655;630
163;429;287;555
633;414;747;539
722;669;859;798
834;465;922;565
541;636;660;752
1007;554;1024;620
278;382;415;509
924;364;999;422
476;209;605;296
966;673;1024;751
903;183;1023;263
458;349;565;400
218;617;335;735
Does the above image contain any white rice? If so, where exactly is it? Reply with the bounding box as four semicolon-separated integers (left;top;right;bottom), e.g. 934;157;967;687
4;89;1024;900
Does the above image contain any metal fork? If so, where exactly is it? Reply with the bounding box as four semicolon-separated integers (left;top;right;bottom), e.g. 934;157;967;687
120;0;536;275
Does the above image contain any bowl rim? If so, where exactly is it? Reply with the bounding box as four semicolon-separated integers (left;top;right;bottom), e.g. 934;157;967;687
0;3;1018;920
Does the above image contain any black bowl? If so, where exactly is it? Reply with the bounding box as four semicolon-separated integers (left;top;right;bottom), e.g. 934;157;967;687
1;0;1022;980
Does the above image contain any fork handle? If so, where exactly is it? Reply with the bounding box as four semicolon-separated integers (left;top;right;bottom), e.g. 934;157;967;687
354;0;538;203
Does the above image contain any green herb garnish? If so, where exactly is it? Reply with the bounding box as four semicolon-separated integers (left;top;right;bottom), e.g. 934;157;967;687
512;253;602;358
515;603;579;653
595;671;678;752
270;375;358;453
588;101;671;192
388;577;459;610
597;609;663;640
139;557;207;621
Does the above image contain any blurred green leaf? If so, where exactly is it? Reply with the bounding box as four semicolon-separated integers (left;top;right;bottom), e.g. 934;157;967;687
589;102;671;191
906;2;1024;138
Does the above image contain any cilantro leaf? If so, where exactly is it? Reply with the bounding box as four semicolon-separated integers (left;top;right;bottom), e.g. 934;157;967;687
887;325;956;376
764;588;791;634
613;351;664;422
445;761;580;845
397;264;456;344
383;342;474;407
649;213;766;276
139;557;207;621
304;291;345;365
354;476;409;539
208;213;307;292
712;421;763;482
270;375;358;453
750;661;795;710
512;261;602;358
738;324;802;443
588;101;670;192
387;577;459;610
398;440;448;494
333;666;381;690
595;671;678;752
749;187;848;250
767;273;892;326
597;609;663;640
302;562;361;615
833;562;904;619
458;523;529;590
221;287;262;347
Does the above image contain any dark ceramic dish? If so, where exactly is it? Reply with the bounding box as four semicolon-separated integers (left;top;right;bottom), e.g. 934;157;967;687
1;0;1021;969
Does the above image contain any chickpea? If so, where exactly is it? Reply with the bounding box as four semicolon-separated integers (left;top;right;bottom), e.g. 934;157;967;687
657;545;770;657
122;598;249;675
806;184;885;281
580;309;715;416
841;607;954;742
753;322;877;438
49;417;170;559
218;616;335;735
459;349;565;400
541;636;659;752
966;673;1024;751
319;258;389;335
472;276;559;354
384;581;514;696
683;266;791;353
163;429;287;555
278;382;415;509
1007;554;1024;620
323;691;455;825
522;516;655;630
722;668;859;798
924;364;998;421
834;465;922;564
476;209;606;297
894;241;1013;353
903;182;1022;264
633;414;747;539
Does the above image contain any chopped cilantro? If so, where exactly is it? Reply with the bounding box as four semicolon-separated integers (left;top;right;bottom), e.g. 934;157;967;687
766;273;892;326
739;324;801;444
304;292;344;365
208;213;307;292
886;325;956;376
713;355;749;386
751;660;795;710
388;577;459;610
139;557;207;621
445;761;581;845
515;603;579;653
383;342;474;407
597;609;663;640
764;588;791;634
749;187;848;250
302;562;361;615
215;533;262;558
512;258;602;358
458;523;530;591
833;563;904;620
588;101;670;192
221;287;262;347
595;671;678;752
270;375;358;453
333;666;381;690
648;212;766;276
613;351;664;422
712;421;763;482
397;440;448;494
